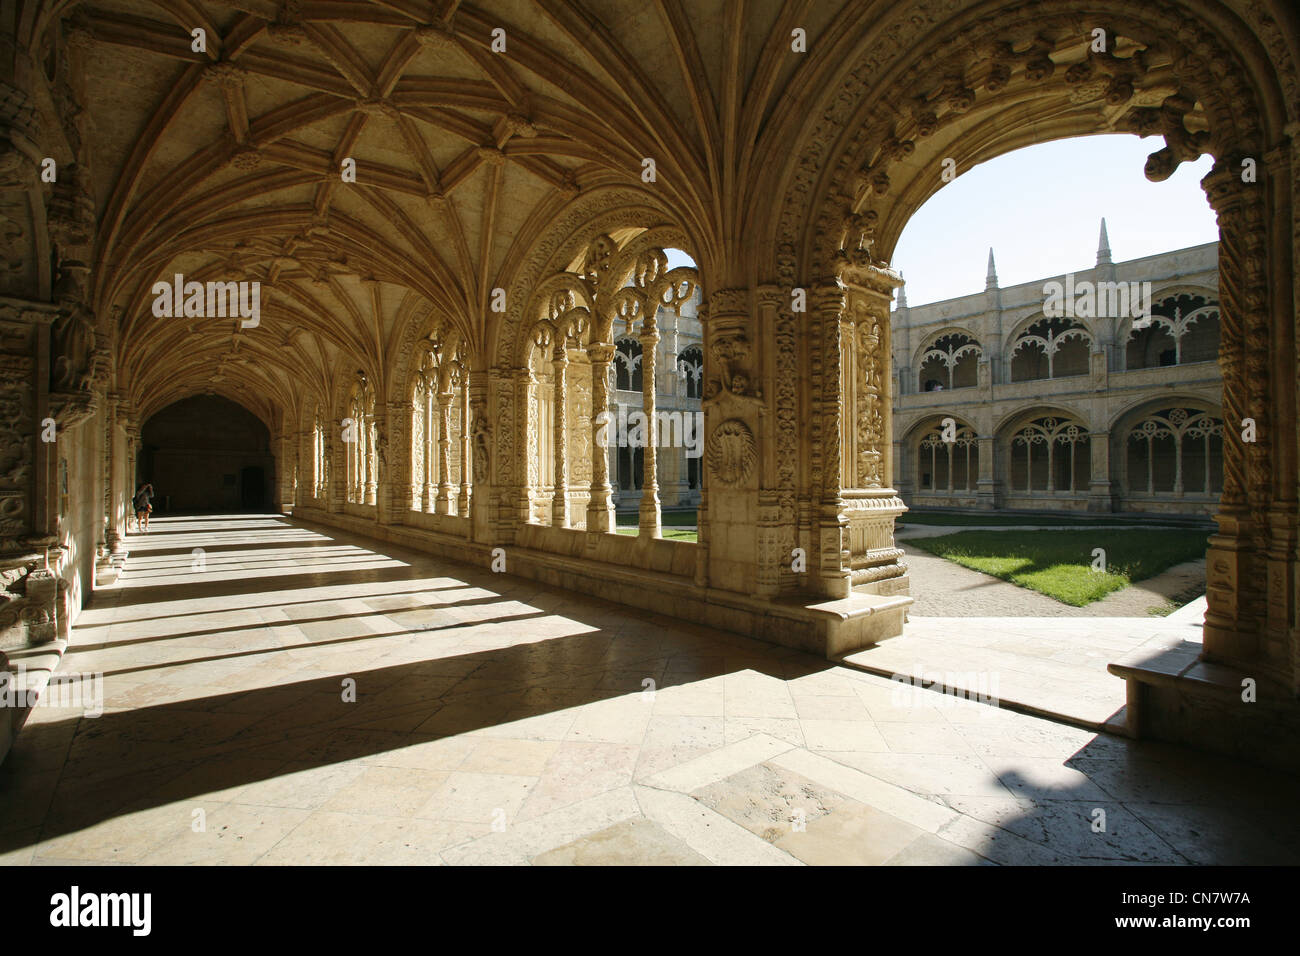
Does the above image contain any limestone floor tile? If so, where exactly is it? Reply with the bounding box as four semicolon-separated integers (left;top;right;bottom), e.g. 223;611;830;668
564;698;654;744
138;803;312;865
1122;802;1300;865
444;786;643;864
0;768;62;834
633;786;801;866
775;798;928;866
693;762;848;843
516;741;639;820
798;718;889;752
942;795;1185;864
0;828;41;865
459;738;560;776
145;754;292;805
532;817;710;866
650;684;725;717
827;751;1016;799
34;800;202;864
255;811;481;864
224;760;369;810
471;707;580;741
723;693;798;720
875;720;980;756
980;756;1113;802
881;832;995;865
320;766;451;817
642;715;725;751
417;771;539;825
723;716;806;747
632;745;713;783
792;694;873;721
645;733;794;793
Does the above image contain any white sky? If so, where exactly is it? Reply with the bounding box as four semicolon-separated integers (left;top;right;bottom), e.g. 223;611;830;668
890;134;1217;307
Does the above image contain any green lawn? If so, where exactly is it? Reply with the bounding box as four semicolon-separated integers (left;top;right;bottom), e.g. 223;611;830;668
615;526;697;542
898;511;1176;527
910;529;1209;606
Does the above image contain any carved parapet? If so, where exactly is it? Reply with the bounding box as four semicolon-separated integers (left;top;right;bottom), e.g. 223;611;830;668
843;490;908;596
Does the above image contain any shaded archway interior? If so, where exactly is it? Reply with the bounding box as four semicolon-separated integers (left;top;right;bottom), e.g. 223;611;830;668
139;396;275;514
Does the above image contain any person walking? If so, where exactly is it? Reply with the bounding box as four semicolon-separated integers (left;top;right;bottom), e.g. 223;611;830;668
133;482;155;533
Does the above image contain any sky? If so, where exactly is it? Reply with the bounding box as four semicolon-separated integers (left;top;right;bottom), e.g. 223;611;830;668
890;134;1217;307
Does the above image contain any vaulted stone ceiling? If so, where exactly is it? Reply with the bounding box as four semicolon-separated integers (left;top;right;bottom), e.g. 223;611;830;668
45;0;841;430
10;0;1296;436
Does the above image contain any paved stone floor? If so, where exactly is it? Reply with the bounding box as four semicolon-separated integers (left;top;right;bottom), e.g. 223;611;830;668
2;514;1297;865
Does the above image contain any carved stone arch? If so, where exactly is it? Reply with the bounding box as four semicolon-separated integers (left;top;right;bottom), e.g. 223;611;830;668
904;412;980;443
490;187;690;369
506;220;697;369
776;3;1282;282
995;402;1096;438
1108;391;1225;433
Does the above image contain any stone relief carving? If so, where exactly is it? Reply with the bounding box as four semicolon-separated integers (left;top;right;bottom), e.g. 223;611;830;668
705;419;756;486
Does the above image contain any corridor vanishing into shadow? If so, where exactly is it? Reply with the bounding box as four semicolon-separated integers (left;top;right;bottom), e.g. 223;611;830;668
2;515;1297;865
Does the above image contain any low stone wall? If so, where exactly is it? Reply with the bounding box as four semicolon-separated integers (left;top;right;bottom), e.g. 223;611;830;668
292;506;909;659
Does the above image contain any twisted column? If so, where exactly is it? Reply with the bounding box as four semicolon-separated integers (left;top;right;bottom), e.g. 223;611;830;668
551;341;569;528
639;315;661;538
586;342;615;532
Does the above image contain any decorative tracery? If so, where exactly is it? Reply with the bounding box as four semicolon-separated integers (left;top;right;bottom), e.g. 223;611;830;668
1126;407;1223;495
1010;318;1092;382
918;333;981;391
1009;415;1091;493
918;422;979;492
1127;293;1220;368
520;232;702;537
409;331;471;515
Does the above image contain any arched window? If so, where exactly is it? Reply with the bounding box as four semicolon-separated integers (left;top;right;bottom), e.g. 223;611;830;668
1126;293;1220;369
917;422;979;492
917;333;981;391
1009;416;1090;493
678;345;703;399
1126;407;1223;496
1010;318;1091;382
411;337;472;515
614;338;642;391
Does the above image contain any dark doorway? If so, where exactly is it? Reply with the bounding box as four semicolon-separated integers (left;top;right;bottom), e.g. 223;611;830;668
241;466;266;509
140;395;276;513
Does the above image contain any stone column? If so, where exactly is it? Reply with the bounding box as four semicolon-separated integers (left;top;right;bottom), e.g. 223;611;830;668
422;383;434;511
388;401;414;519
458;382;471;515
364;414;378;506
1087;430;1116;513
638;313;661;538
976;435;998;510
469;375;493;540
586;343;615;533
436;392;454;514
812;282;850;599
550;340;569;528
1201;167;1271;673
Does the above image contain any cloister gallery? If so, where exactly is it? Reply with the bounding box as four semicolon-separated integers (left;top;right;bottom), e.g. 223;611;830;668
893;231;1225;515
1;0;1299;864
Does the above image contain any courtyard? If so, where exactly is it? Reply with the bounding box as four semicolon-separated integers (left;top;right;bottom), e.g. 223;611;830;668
2;514;1295;866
